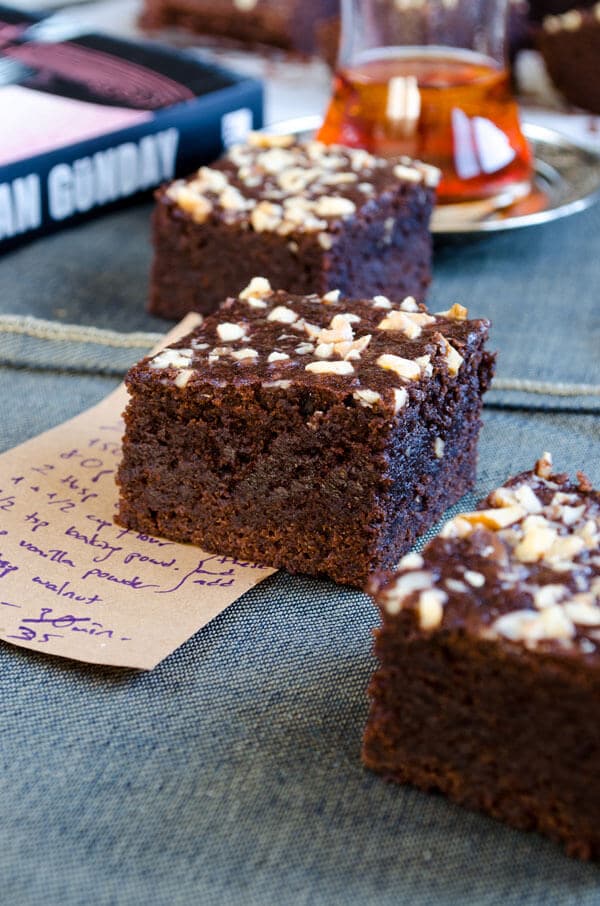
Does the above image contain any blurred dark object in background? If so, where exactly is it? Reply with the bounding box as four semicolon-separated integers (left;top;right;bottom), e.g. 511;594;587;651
537;5;600;113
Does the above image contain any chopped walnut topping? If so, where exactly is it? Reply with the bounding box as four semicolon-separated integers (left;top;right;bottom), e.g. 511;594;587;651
314;196;356;218
318;233;334;250
295;342;314;355
436;302;468;320
174;369;194;388
305;360;354;375
436;334;464;376
400;296;419;313
491;606;575;644
461;506;527;530
376;354;422;381
217;322;246;342
263;379;292;389
417;589;447;629
393;163;421;183
169;187;213;224
268;305;298;325
434;438;445;459
397;552;424;570
353;389;381;408
150;348;194;370
251;201;283;232
535;451;553;479
393;388;408;412
322;289;341;304
267;351;290;363
384;571;435;615
247;131;295;149
372;295;392;309
464;570;485;588
240;277;272;300
231;348;258;361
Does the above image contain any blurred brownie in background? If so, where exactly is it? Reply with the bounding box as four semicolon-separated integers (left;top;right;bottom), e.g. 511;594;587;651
141;0;340;57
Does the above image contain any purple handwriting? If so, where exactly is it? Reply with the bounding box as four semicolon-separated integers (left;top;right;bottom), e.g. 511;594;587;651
113;525;175;548
0;492;16;511
59;449;113;485
19;540;75;567
65;525;123;564
0;554;19;579
24;511;50;533
158;554;268;595
81;567;160;590
6;606;131;643
87;437;121;456
1;600;20;608
32;575;103;606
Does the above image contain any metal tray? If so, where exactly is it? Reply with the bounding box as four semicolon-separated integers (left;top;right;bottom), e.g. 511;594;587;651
264;115;600;236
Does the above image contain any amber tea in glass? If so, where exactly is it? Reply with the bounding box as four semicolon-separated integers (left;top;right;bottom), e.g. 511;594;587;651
318;0;533;204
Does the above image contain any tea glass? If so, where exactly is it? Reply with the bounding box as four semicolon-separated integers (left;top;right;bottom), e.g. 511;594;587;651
318;0;533;204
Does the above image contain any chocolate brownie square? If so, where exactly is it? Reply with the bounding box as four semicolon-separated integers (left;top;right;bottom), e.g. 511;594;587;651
538;6;600;113
141;0;339;57
149;133;439;320
364;454;600;858
117;279;494;587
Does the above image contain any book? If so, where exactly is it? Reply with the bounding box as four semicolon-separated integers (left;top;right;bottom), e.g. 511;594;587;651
0;4;264;250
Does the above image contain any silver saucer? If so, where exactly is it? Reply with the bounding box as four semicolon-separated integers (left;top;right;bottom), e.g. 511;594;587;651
264;115;600;235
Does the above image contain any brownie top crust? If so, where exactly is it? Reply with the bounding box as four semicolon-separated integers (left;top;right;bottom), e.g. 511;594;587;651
159;132;440;243
130;278;490;416
374;453;600;657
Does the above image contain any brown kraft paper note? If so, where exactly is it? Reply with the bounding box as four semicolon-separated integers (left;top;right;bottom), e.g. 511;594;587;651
0;315;275;669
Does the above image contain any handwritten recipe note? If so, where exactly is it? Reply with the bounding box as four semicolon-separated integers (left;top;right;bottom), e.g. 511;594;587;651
0;315;274;669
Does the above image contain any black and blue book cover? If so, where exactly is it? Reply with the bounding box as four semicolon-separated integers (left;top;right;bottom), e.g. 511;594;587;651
0;4;264;249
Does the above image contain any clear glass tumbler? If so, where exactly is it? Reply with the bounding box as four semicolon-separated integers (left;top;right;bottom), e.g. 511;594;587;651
318;0;533;204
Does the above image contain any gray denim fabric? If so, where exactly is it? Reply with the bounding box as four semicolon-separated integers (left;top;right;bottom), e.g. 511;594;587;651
0;202;599;905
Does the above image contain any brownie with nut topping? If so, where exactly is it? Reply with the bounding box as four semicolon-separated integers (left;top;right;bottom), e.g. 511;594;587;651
117;279;494;587
149;133;439;320
364;454;600;859
140;0;339;57
538;5;600;113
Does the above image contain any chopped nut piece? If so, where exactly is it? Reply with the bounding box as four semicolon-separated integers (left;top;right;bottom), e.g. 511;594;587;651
247;131;295;149
314;196;356;218
150;348;194;370
171;188;213;224
251;200;283;232
318;232;334;250
436;302;468;320
378;310;423;339
268;306;298;325
174;368;194;388
372;295;392;309
322;290;341;303
460;506;526;530
217;322;246;342
319;314;354;344
231;348;258;360
434;437;445;459
294;342;315;355
376;353;421;381
240;277;272;300
397;552;425;570
464;570;485;588
535;452;553;479
563;601;600;626
267;351;290;363
418;589;447;629
393;163;421;183
195;166;228;193
314;343;334;359
353;389;381;408
305;360;354;375
393;387;408;412
514;525;558;563
399;296;419;313
384;571;435;615
532;584;567;609
263;379;292;389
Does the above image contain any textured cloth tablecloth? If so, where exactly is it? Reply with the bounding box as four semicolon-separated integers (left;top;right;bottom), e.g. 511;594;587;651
0;192;599;905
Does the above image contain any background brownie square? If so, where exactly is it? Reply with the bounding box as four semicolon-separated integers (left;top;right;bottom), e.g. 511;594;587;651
118;280;493;587
149;134;439;320
364;455;600;859
141;0;340;57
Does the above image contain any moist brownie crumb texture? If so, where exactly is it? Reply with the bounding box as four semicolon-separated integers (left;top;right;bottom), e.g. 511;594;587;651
364;454;600;858
117;280;494;587
149;133;439;319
